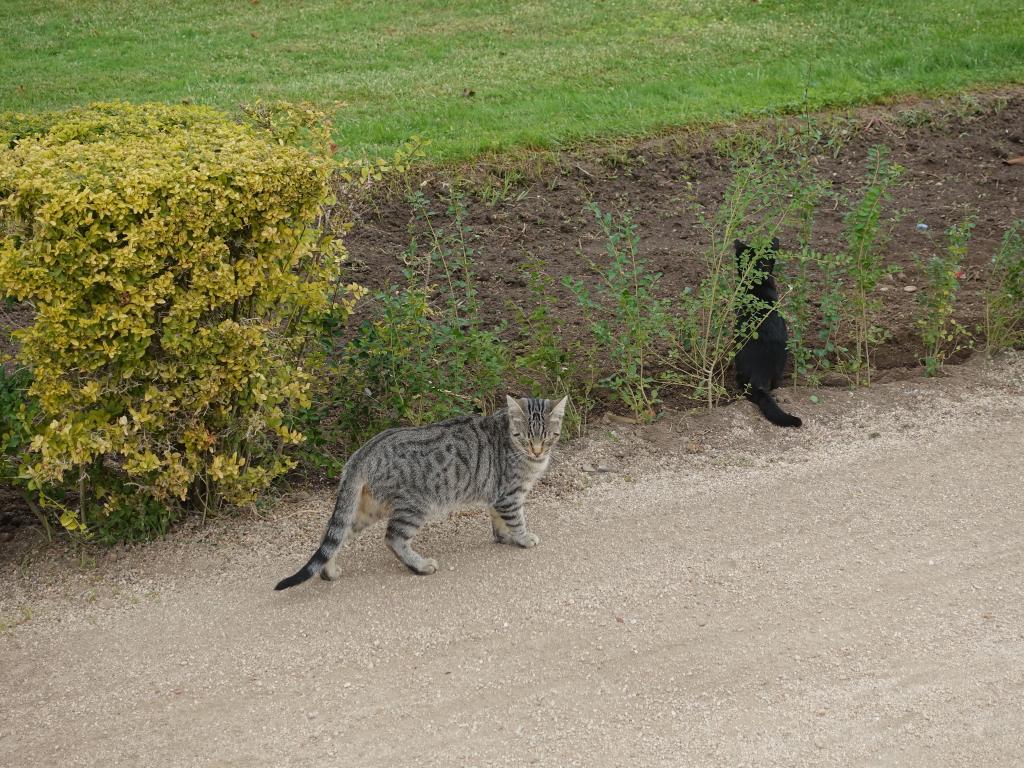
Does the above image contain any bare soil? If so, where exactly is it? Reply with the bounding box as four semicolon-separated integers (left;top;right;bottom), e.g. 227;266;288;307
1;353;1023;767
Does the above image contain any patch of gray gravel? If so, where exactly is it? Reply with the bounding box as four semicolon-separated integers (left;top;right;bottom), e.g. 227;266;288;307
1;354;1023;767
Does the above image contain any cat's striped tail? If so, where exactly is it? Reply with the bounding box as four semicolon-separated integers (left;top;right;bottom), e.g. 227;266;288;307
274;469;361;591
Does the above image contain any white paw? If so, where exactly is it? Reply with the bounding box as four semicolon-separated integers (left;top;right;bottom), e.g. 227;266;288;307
515;532;539;549
320;561;340;581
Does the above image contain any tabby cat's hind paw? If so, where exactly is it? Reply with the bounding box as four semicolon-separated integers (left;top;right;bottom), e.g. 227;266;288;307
320;560;340;581
492;528;513;545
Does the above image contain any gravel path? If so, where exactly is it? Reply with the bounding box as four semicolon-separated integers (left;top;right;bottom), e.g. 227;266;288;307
2;356;1023;767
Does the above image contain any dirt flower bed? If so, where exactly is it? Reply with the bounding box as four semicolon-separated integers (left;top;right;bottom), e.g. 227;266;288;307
342;89;1024;387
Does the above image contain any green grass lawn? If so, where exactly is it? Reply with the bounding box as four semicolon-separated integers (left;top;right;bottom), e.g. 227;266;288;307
3;0;1023;160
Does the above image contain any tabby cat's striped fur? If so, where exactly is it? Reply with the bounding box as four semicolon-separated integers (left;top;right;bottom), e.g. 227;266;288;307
275;396;567;589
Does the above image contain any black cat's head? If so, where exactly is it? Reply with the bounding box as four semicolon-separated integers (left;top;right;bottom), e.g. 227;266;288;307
734;238;780;283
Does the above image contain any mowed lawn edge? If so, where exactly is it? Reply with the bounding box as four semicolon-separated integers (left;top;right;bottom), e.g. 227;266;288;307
3;0;1024;160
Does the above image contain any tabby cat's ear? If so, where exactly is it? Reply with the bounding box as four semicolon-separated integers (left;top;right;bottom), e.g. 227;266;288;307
506;395;526;415
549;396;568;421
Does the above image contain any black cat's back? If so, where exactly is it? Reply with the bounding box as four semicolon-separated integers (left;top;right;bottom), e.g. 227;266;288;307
734;239;802;428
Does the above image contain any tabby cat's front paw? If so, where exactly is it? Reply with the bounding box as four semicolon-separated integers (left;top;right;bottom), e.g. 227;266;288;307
414;558;438;575
513;531;539;548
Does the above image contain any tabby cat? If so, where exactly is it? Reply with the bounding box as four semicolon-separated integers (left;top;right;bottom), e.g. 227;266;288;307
275;396;567;589
734;238;802;428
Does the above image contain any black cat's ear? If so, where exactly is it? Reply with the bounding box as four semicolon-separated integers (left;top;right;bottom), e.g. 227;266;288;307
734;241;749;271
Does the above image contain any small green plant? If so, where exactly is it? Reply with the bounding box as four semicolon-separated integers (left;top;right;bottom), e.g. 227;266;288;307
779;246;846;386
663;150;812;408
809;249;854;383
917;217;975;375
326;285;462;442
306;191;509;470
511;257;595;436
566;206;673;420
668;240;785;409
766;145;903;387
734;100;846;388
771;151;833;386
406;191;508;414
894;108;937;130
983;220;1024;353
477;166;528;206
834;146;904;385
952;93;986;121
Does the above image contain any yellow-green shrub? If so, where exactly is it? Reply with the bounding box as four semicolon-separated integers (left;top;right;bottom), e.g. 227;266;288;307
0;102;362;538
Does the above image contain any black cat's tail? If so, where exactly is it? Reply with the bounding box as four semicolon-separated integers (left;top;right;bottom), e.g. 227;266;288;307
749;388;802;428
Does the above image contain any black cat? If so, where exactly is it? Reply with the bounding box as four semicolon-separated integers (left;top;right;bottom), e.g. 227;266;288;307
733;239;802;428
